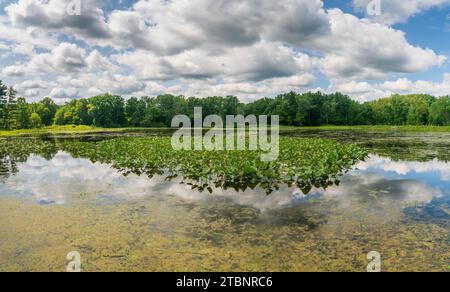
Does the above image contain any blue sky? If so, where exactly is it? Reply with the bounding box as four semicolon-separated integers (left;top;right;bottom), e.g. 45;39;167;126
323;0;450;83
1;0;450;103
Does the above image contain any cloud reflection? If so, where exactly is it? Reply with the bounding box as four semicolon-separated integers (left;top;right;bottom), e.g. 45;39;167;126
356;155;450;181
0;152;447;215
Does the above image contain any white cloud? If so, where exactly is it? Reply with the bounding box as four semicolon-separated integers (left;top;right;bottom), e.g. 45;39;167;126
316;9;446;80
115;41;313;82
357;155;450;181
0;0;448;101
353;0;450;25
0;14;57;51
48;87;80;99
324;74;450;102
2;64;26;76
6;0;110;39
15;79;50;91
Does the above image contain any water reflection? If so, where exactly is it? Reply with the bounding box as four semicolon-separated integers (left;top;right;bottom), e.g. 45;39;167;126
357;155;450;181
0;152;167;205
0;156;19;179
0;133;449;272
1;150;448;223
284;130;450;162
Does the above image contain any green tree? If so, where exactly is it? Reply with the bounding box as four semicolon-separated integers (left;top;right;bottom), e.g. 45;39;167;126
148;94;187;126
222;96;241;117
15;98;30;129
295;93;314;126
141;98;166;127
391;95;410;125
30;112;43;128
430;97;450;126
407;97;430;125
355;103;374;125
244;98;275;117
5;86;18;129
54;107;67;125
33;97;58;126
75;99;92;125
125;97;147;127
0;80;8;129
89;94;126;127
281;92;299;126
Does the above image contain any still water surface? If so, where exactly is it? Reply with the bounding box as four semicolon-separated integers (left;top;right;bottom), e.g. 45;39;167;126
0;130;449;271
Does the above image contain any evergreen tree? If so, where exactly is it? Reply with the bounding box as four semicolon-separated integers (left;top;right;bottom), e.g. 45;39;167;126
5;86;18;129
0;80;8;129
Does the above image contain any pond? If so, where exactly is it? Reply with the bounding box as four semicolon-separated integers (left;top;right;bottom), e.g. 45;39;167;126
0;130;449;271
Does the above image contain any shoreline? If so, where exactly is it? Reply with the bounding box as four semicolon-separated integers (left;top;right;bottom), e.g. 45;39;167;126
1;124;450;137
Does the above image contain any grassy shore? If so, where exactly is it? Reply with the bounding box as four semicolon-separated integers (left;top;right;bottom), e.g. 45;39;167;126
280;125;450;132
1;124;450;137
0;125;144;137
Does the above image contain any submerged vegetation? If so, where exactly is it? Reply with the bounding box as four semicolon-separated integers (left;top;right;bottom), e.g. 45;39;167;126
0;136;368;194
1;193;449;272
0;131;448;272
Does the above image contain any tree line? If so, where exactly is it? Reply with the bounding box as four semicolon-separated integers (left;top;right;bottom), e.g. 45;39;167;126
0;80;449;130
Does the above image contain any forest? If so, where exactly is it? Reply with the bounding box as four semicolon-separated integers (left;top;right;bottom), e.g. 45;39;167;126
0;79;449;129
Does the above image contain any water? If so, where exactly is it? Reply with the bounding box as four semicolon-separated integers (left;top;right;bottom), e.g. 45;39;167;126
0;131;449;271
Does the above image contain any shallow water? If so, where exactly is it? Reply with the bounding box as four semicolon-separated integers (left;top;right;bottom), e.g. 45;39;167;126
0;131;449;271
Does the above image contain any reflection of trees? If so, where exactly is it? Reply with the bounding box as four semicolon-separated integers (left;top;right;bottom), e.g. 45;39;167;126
0;135;119;179
0;156;19;178
0;138;59;178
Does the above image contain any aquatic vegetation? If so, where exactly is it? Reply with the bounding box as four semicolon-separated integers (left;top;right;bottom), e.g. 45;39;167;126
0;132;449;272
1;135;368;194
60;136;368;194
0;138;59;178
1;194;449;272
284;130;450;162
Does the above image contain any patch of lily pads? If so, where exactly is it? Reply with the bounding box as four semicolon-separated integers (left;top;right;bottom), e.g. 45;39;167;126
0;136;368;194
60;136;368;194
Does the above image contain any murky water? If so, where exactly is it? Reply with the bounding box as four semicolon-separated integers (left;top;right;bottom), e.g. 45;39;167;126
0;131;449;271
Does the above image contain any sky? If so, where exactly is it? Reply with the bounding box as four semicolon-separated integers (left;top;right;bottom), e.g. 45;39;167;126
0;0;450;103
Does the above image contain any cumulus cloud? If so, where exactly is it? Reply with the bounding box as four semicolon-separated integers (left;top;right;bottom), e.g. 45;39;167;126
6;0;110;39
15;79;49;91
115;41;313;82
0;0;448;101
316;9;446;80
324;73;450;102
182;73;315;102
357;155;450;181
3;42;120;78
2;64;26;76
2;42;87;76
353;0;450;25
49;87;80;99
0;14;57;51
128;0;331;54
